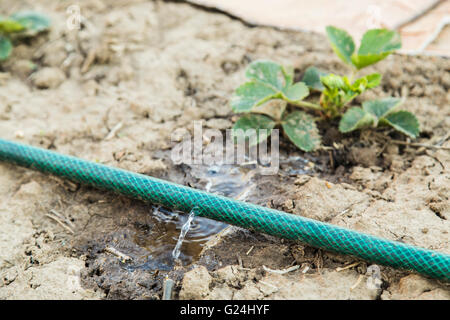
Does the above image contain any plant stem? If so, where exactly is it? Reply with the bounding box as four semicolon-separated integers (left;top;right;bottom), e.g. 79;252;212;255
349;69;358;83
290;100;322;111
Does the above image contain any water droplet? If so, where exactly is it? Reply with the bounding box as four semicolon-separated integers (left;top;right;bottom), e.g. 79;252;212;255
172;209;196;261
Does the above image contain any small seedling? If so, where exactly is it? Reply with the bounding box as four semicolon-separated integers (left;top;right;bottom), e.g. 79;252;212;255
0;11;50;61
305;26;419;139
230;26;420;152
318;72;381;118
231;60;320;151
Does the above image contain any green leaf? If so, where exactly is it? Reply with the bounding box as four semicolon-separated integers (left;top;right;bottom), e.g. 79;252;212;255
245;60;293;91
321;73;382;110
351;29;401;69
321;74;355;109
232;60;311;113
301;66;328;91
381;111;420;138
232;114;276;146
0;36;12;60
321;73;346;90
253;99;287;120
365;73;382;88
358;29;402;55
282;82;309;102
282;65;294;85
363;97;402;119
348;73;380;102
0;18;25;33
320;74;347;112
10;12;50;33
350;73;380;91
339;107;375;133
326;26;355;66
281;111;320;152
231;81;279;113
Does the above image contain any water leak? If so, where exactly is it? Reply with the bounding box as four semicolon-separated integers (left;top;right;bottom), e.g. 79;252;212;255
98;152;314;276
128;205;226;270
79;153;315;299
192;163;257;199
279;155;312;176
124;162;259;272
165;162;258;265
172;209;196;261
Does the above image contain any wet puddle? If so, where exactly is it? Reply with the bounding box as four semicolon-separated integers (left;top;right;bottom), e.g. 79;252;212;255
79;151;315;299
127;163;258;271
129;206;226;271
125;154;313;272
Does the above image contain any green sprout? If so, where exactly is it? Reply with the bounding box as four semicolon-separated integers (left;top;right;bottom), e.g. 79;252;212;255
230;60;320;151
0;11;50;61
306;26;419;139
230;26;420;152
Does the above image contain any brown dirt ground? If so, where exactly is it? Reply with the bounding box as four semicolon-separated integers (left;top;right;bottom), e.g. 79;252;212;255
0;0;449;299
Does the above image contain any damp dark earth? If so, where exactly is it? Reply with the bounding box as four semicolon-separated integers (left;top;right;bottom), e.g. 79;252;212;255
74;153;315;299
0;0;449;300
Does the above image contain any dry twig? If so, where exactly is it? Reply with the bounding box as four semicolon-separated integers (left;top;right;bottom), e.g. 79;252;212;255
263;265;300;275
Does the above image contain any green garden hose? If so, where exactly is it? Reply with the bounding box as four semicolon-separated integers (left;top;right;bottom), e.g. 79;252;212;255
0;138;449;281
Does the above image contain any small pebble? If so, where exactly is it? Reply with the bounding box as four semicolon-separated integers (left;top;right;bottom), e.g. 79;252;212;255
32;67;66;89
15;130;24;138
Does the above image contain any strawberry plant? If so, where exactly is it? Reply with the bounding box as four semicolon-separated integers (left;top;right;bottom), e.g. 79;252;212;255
231;60;320;151
305;26;419;139
230;26;420;152
0;12;50;61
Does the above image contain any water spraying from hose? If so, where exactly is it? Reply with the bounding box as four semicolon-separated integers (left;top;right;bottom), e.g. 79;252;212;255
172;209;196;261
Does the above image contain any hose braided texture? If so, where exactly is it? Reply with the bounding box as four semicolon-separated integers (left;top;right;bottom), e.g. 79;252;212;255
0;138;449;281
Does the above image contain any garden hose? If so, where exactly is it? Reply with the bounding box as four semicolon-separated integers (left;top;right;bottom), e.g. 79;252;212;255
0;138;449;281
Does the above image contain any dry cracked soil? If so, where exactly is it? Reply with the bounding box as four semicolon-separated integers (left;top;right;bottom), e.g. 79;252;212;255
0;0;449;300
